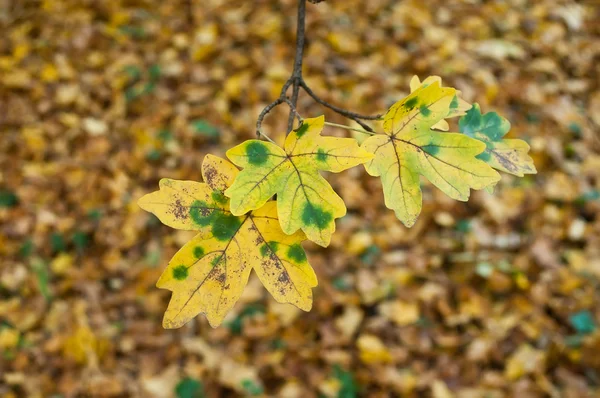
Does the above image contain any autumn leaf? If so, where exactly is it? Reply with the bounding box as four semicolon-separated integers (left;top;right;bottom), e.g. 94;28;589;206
410;75;471;131
224;116;373;247
138;155;317;328
361;81;501;227
459;103;537;177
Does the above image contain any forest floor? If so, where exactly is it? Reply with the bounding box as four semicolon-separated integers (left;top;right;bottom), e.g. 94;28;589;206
1;0;600;397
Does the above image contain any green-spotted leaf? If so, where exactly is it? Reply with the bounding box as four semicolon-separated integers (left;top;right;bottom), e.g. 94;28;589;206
361;79;500;227
224;116;373;247
459;103;537;177
138;155;317;328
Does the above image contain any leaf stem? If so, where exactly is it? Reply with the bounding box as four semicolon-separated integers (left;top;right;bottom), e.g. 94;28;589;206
323;121;376;135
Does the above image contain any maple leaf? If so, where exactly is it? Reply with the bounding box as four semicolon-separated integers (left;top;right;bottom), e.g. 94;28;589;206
138;155;317;328
361;80;501;227
459;103;537;177
224;116;373;247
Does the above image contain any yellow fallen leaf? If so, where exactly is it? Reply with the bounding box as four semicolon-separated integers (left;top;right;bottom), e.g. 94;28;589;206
357;334;393;364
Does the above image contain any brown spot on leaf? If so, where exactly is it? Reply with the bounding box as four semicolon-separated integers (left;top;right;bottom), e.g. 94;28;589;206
204;165;219;187
278;272;290;283
172;199;187;220
494;151;518;172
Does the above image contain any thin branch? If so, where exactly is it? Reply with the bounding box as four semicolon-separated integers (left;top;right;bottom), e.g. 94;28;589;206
283;98;304;124
256;98;285;138
324;121;376;135
254;0;383;142
286;0;307;134
256;98;303;140
300;81;382;121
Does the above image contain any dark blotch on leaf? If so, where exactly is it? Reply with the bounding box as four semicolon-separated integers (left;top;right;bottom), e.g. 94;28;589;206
193;246;204;258
287;243;306;263
316;148;328;162
301;203;333;230
211;213;242;241
419;105;431;117
189;200;214;226
424;145;440;156
269;241;279;253
246;141;269;165
404;97;418;109
260;244;270;257
211;191;228;205
449;95;460;110
172;265;189;280
294;122;310;138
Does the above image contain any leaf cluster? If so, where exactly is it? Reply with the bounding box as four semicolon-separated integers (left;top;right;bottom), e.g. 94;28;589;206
138;76;536;327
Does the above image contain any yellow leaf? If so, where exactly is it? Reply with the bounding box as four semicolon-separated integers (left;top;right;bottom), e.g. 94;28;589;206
225;116;373;247
40;64;60;83
50;253;73;275
357;334;393;364
63;326;109;364
362;80;500;227
138;155;317;328
0;328;20;350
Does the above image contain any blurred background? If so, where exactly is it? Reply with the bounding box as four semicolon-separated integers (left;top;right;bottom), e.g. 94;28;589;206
1;0;600;397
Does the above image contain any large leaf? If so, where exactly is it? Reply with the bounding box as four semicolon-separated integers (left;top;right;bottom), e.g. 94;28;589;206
361;80;501;227
224;116;373;247
459;103;537;177
138;155;317;328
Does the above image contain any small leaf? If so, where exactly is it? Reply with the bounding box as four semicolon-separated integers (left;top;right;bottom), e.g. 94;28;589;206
148;64;161;81
50;233;66;253
225;116;373;247
569;310;596;335
19;239;34;258
146;149;162;161
459;103;537;177
157;129;173;142
362;80;500;227
138;155;318;328
333;365;359;398
87;208;103;221
240;379;263;396
123;65;142;80
175;377;204;398
31;259;52;302
72;231;89;253
191;120;220;139
0;190;18;208
574;190;600;206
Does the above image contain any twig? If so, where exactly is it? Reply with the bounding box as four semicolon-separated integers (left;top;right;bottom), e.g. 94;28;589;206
286;0;307;134
300;81;382;121
255;0;382;139
324;121;376;135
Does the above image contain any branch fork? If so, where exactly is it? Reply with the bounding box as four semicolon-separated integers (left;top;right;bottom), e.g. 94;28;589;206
255;0;382;140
